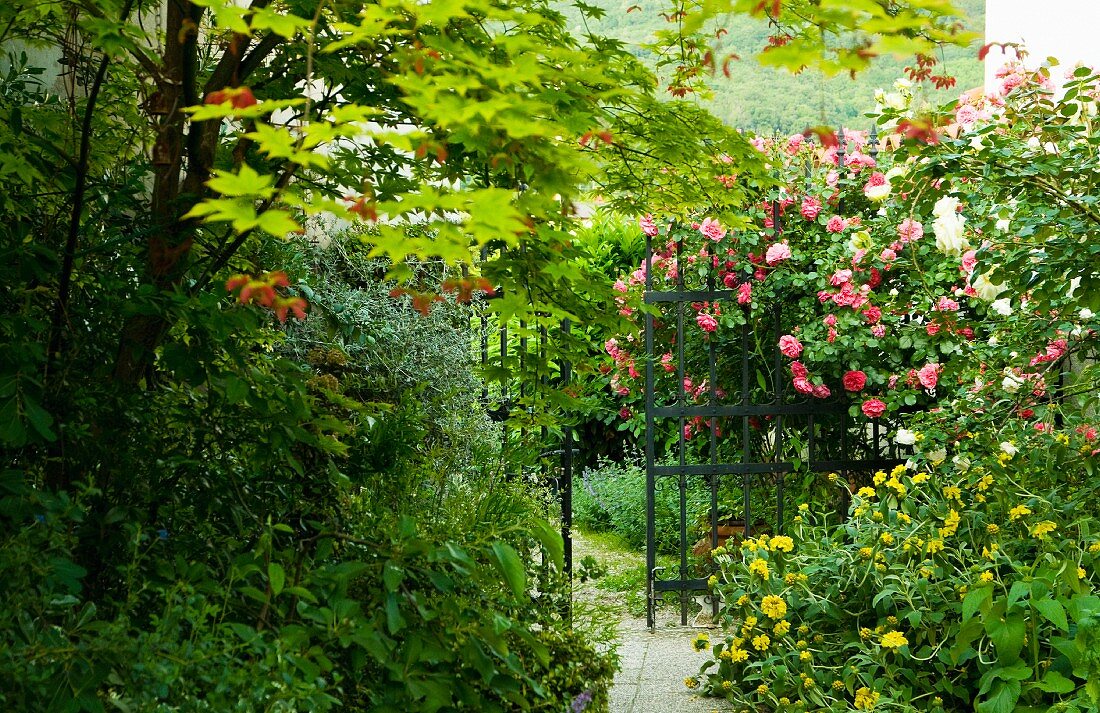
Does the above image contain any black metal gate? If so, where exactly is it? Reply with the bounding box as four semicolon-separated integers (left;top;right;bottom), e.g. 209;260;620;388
643;193;906;629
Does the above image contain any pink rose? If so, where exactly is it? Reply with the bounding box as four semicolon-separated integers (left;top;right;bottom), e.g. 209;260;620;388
765;241;792;266
661;353;675;372
793;377;813;394
699;217;727;241
723;272;738;288
842;370;867;392
737;281;752;305
619;407;632;419
830;269;852;286
801;196;823;220
778;335;803;358
861;398;887;419
826;215;846;233
935;297;959;312
917;363;940;389
791;361;808;379
871;325;886;338
863;306;882;324
696;313;718;332
897;218;923;243
640;214;659;237
960;249;978;275
879;248;897;262
812;384;831;399
823;313;837;327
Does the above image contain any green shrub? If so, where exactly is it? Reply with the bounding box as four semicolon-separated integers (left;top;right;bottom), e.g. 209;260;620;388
573;456;711;554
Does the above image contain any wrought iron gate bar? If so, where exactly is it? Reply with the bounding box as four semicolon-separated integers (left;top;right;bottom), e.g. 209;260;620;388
644;289;738;303
650;459;905;477
650;403;848;418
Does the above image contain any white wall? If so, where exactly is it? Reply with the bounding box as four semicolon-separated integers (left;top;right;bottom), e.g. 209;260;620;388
985;0;1100;91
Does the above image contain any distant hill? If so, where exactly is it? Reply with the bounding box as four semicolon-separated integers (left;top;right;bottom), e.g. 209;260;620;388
561;0;985;134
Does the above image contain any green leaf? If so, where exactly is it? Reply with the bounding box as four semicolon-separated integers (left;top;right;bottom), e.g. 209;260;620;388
268;563;285;595
489;541;526;597
1035;598;1069;631
963;586;992;622
529;519;564;571
977;679;1022;713
1032;671;1075;694
986;613;1026;661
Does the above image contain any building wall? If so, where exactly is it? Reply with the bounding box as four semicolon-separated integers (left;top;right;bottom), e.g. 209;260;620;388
984;0;1100;91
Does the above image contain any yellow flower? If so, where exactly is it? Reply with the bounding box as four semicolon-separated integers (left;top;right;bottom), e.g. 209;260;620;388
982;544;1000;560
752;634;771;651
940;509;960;538
911;472;929;485
770;535;795;552
880;630;908;649
1055;433;1070;445
927;539;945;554
887;615;899;626
773;620;791;636
855;687;880;710
798;503;810;512
793;515;803;523
976;474;994;492
799;650;812;662
779;697;790;706
979;571;994;583
756;683;769;696
1078;567;1087;579
796;638;808;649
737;594;750;607
872;511;884;522
827;472;840;483
873;471;887;486
722;680;732;691
785;573;798;585
801;674;815;689
797;624;810;635
854;505;869;517
880;532;895;546
684;676;699;689
1031;521;1057;540
890;464;907;478
813;634;823;643
743;616;758;630
692;632;710;651
1089;542;1100;554
859;627;873;640
832;679;846;691
897;513;911;525
886;477;907;496
858;486;876;499
1009;504;1032;520
730;647;748;662
943;485;961;500
859;546;874;559
987;524;1000;535
749;559;770;580
718;649;733;661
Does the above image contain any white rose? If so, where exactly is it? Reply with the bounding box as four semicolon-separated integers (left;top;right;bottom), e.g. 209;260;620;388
987;335;998;346
990;298;1013;316
884;92;907;110
1080;308;1095;320
1000;441;1018;457
895;429;918;446
933;213;969;255
1002;372;1023;393
927;448;947;466
864;181;891;202
933;195;961;219
894;77;913;91
971;272;1006;301
952;455;971;472
995;218;1011;232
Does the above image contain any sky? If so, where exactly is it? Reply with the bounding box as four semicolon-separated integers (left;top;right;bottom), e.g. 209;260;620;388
984;0;1100;90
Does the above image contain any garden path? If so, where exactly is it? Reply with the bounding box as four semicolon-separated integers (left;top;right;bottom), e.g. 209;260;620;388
609;617;721;713
572;530;723;712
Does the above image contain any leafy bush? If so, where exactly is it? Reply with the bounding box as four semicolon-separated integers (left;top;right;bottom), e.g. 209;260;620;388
696;449;1100;712
573;456;711;554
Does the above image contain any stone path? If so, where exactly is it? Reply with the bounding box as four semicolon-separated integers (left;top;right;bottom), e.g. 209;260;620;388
609;617;722;713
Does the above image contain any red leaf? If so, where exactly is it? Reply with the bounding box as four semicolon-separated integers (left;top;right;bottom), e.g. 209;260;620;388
803;125;839;148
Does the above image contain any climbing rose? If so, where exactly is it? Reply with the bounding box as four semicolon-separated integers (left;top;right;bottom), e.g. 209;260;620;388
778;335;803;358
696;313;718;332
699;217;727;241
918;363;940;389
863;172;891;202
826;215;846;233
765;241;792;266
812;384;831;399
842;370;867;392
793;377;813;394
897;218;924;243
737;281;752;305
640;214;659;237
800;196;822;220
862;398;887;419
790;361;808;378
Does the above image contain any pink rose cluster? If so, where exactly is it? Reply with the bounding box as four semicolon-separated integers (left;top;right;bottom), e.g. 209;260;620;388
765;241;792;266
